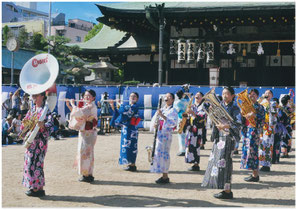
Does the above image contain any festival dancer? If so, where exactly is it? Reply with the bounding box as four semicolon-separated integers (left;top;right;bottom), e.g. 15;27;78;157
150;93;178;184
110;92;141;172
184;91;207;171
258;90;277;172
279;95;294;158
240;89;265;182
201;87;241;199
174;89;190;156
68;89;98;183
22;91;54;197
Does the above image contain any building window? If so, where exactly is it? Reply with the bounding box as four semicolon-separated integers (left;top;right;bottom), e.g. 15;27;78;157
76;36;81;42
56;29;65;36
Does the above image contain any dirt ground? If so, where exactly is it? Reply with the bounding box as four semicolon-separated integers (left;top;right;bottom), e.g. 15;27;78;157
2;130;295;207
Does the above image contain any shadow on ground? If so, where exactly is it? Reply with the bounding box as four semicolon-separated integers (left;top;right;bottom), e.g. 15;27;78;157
40;194;240;207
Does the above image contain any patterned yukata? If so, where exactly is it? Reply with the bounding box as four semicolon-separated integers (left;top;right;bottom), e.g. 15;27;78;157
259;101;278;167
174;97;190;153
22;104;54;190
69;101;97;176
240;102;265;170
202;101;241;191
280;106;293;153
112;103;140;165
184;103;207;164
150;105;178;173
274;107;291;161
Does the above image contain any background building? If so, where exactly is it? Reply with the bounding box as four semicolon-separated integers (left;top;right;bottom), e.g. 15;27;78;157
51;18;94;43
74;2;295;86
2;2;94;42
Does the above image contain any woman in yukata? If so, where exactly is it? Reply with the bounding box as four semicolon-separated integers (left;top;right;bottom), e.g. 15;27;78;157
201;87;241;199
110;92;141;172
150;93;178;184
22;91;54;197
67;89;98;183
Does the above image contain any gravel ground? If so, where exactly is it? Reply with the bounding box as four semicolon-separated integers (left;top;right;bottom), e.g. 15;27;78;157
2;130;295;207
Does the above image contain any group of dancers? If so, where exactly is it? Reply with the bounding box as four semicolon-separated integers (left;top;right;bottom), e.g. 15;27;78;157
21;86;294;199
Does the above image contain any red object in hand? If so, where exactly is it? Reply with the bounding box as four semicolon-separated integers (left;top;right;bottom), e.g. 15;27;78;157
130;117;141;126
92;119;98;127
85;121;93;130
78;100;84;108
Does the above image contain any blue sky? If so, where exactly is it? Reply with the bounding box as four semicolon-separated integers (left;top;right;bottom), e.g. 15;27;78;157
37;2;104;24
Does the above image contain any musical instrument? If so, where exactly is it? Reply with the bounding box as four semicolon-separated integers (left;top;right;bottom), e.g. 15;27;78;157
257;95;269;107
202;88;234;134
19;53;58;148
101;99;130;102
147;97;163;164
237;89;257;127
178;96;194;134
18;113;38;140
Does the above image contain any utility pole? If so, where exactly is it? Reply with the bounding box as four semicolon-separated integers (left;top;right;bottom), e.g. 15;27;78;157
48;1;52;53
156;3;165;86
11;52;14;85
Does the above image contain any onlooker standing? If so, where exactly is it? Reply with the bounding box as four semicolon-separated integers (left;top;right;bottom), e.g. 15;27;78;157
11;88;22;117
20;93;30;117
2;92;13;119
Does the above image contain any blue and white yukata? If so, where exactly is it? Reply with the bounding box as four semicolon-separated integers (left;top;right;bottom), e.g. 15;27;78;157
150;105;178;173
174;97;190;153
240;102;265;170
259;100;278;168
111;103;140;165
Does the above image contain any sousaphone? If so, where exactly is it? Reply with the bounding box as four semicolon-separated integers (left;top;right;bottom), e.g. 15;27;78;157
19;53;59;148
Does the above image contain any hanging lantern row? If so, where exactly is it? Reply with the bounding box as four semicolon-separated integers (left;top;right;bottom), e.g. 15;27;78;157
220;41;295;56
171;39;214;64
169;16;294;26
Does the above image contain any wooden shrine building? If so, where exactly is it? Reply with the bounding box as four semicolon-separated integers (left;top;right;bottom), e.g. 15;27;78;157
74;2;295;86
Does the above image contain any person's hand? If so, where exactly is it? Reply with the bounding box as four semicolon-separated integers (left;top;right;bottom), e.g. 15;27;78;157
216;122;230;131
109;100;115;110
37;121;45;129
245;111;255;119
186;107;195;116
70;99;75;106
157;110;167;120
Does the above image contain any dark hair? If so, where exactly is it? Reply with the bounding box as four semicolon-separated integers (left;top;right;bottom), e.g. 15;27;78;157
103;92;108;100
281;94;290;106
265;89;273;96
131;92;139;99
40;91;47;102
176;89;184;99
196;91;204;97
83;89;96;99
196;92;205;105
223;86;235;95
249;88;259;96
272;97;279;104
168;92;175;101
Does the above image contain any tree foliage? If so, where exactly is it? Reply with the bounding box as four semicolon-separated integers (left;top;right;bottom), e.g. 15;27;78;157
18;27;29;48
2;25;13;45
30;32;47;50
84;22;103;42
113;69;124;83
